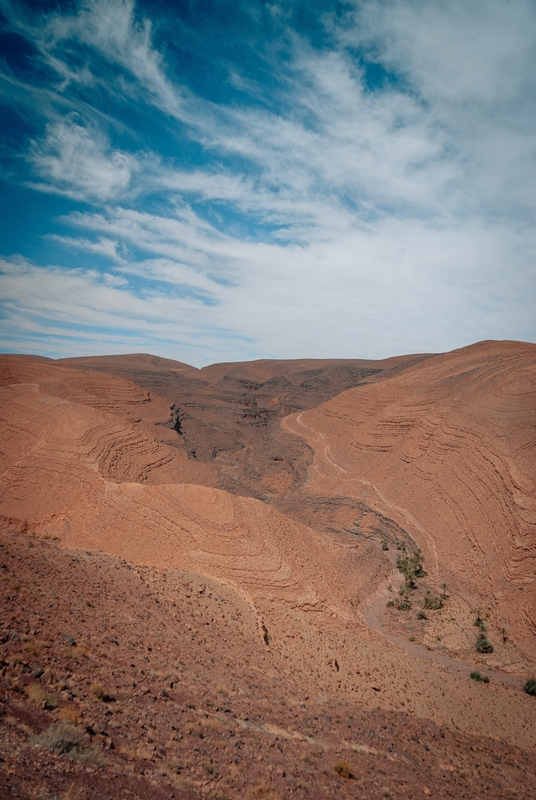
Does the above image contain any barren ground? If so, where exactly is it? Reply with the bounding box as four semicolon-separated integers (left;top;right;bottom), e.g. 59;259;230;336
1;341;535;799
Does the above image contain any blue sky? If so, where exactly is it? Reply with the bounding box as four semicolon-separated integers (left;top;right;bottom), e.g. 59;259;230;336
0;0;535;365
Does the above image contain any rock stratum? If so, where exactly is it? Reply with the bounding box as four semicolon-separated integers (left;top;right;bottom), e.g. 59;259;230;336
1;340;535;800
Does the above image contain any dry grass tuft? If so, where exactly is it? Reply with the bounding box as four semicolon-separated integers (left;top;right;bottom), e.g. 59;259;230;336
333;759;355;779
32;721;107;766
24;683;57;709
58;706;81;723
90;681;115;702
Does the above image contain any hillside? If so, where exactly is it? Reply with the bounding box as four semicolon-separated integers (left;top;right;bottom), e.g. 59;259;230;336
1;341;535;799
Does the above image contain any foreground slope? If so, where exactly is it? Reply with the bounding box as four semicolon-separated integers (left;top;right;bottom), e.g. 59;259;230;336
3;531;536;800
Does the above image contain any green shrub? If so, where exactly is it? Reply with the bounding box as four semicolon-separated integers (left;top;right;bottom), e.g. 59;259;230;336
476;632;494;654
423;591;443;610
474;610;486;630
523;677;536;696
416;609;427;620
470;671;490;683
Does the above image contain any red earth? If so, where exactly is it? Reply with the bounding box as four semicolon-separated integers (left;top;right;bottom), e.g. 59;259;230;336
1;340;535;799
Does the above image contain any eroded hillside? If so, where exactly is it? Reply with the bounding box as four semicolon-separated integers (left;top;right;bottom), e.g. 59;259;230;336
1;342;536;799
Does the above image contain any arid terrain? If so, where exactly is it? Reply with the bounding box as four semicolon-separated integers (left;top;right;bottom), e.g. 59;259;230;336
1;340;535;799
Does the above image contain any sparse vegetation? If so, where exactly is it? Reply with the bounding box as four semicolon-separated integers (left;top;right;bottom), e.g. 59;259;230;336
31;722;107;766
523;677;536;696
381;540;389;551
474;609;486;630
386;547;427;611
476;632;494;654
90;681;115;702
24;683;57;710
473;611;494;653
470;671;490;683
387;597;411;610
333;759;355;779
423;590;443;610
396;548;424;593
416;609;427;620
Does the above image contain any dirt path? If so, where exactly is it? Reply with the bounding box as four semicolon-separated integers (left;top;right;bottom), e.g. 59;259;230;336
359;568;526;689
282;411;527;690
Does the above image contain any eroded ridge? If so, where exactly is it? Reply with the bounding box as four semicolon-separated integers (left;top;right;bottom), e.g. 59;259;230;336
284;340;536;664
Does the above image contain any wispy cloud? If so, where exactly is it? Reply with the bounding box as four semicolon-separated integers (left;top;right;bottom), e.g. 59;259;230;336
28;114;140;201
0;0;534;363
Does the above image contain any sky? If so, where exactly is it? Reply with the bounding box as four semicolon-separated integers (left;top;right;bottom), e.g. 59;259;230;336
0;0;535;366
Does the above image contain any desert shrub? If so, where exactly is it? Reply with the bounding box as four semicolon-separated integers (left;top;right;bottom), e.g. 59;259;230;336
90;682;115;702
416;609;427;620
396;549;425;594
333;759;354;779
470;671;490;683
381;540;389;551
24;683;57;710
474;610;486;630
476;632;494;654
33;721;84;755
32;721;107;766
388;597;411;610
423;591;443;610
523;677;536;696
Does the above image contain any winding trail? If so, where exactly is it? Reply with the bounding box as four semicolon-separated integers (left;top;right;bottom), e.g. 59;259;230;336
282;410;527;690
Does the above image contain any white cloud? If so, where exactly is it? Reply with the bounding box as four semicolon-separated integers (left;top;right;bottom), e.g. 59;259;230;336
342;0;536;217
0;0;535;362
48;234;127;264
29;114;138;201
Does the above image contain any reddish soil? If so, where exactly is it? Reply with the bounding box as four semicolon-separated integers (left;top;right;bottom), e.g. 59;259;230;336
1;341;536;799
2;532;536;800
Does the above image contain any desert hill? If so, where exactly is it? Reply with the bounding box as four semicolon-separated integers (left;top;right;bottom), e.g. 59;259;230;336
1;341;536;799
283;340;536;664
56;351;435;500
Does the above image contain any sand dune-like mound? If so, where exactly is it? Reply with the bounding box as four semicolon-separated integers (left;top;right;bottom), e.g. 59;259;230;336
284;340;536;664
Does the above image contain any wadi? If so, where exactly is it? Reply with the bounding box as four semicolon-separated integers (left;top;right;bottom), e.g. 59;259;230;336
1;339;535;800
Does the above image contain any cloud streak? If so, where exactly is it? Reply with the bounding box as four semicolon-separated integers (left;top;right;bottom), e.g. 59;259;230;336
0;0;534;363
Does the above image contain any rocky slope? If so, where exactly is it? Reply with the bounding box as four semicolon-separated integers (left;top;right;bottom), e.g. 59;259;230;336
1;342;536;799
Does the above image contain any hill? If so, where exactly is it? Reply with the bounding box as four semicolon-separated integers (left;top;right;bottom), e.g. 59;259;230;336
1;341;535;799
